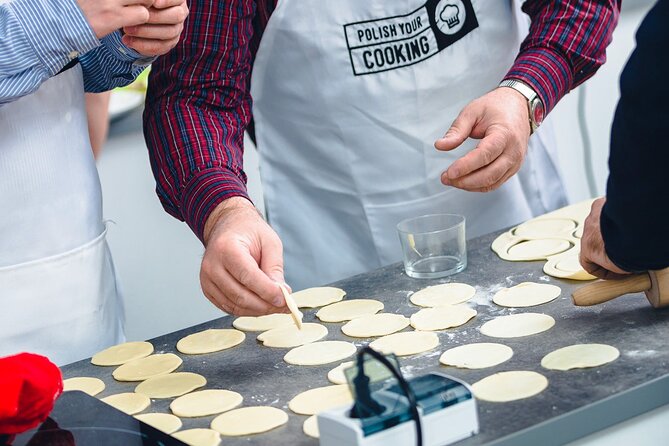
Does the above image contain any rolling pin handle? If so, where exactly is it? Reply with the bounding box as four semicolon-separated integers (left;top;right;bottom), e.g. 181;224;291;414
572;274;652;307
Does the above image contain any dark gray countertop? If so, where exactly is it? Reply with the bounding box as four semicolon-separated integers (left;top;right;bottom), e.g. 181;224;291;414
62;231;669;445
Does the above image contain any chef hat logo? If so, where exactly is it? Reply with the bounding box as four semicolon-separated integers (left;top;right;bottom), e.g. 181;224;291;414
439;4;460;29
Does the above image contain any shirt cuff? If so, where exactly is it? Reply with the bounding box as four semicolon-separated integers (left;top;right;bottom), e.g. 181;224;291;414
100;31;156;66
503;47;573;115
182;168;251;242
9;0;99;75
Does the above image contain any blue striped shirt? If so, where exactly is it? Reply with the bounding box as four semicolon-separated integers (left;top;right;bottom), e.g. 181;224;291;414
0;0;153;107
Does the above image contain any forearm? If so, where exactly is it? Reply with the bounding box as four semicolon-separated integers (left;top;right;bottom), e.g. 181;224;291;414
0;0;98;106
143;0;256;241
601;0;669;272
503;0;620;114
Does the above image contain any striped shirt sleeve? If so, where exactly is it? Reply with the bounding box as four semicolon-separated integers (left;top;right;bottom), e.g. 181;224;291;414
504;0;621;114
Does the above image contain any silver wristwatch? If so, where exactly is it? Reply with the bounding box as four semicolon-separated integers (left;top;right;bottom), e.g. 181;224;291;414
499;79;545;134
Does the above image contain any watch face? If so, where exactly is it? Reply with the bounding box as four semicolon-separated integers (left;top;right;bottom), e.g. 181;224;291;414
532;100;545;126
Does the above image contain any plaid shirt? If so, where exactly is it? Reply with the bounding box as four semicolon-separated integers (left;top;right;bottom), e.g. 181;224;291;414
143;0;620;241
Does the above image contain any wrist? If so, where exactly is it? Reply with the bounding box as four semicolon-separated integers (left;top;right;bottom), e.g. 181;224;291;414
203;197;256;245
498;79;544;134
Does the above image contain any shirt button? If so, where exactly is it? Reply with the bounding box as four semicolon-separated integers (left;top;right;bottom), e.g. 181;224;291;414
68;51;79;60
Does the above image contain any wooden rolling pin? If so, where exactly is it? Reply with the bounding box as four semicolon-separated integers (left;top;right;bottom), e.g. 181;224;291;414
572;268;669;308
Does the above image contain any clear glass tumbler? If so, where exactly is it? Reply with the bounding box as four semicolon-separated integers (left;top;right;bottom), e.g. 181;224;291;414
397;214;467;279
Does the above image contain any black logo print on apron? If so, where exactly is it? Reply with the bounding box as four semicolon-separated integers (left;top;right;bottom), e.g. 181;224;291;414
344;0;478;75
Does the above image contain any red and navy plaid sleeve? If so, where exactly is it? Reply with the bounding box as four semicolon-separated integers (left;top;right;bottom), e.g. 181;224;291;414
504;0;620;114
143;0;274;241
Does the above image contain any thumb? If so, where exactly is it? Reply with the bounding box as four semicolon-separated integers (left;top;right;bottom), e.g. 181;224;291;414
435;109;476;152
259;236;289;300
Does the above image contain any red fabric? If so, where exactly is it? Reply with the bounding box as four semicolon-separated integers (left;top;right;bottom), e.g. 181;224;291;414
0;353;63;436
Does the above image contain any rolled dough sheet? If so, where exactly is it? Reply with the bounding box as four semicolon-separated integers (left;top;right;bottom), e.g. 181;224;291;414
480;313;555;338
288;384;353;415
170;389;243;417
134;413;182;434
541;344;620;371
172;428;221;446
257;323;328;348
232;313;294;332
293;287;346;308
513;218;577;238
327;361;354;385
492;282;561;308
341;313;410;338
439;343;513;369
544;255;597;281
369;331;439;356
284;341;357;366
101;392;150;415
91;341;154;366
63;377;105;396
410;305;476;331
112;353;182;382
409;283;475;307
316;299;384;322
505;239;571;261
177;329;245;355
210;406;289;436
472;371;548;402
303;415;319;438
135;372;206;398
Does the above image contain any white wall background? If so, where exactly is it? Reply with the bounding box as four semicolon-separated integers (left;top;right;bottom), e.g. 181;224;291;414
98;0;655;342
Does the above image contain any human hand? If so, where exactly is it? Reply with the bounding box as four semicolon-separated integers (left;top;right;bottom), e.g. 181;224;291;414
579;198;631;280
76;0;153;39
434;87;531;192
122;0;188;56
200;197;289;316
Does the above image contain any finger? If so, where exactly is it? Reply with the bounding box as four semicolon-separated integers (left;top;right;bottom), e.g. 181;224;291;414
119;6;151;27
143;4;188;25
224;245;286;308
443;129;506;181
202;267;279;316
124;23;183;40
123;0;154;9
259;236;285;286
444;153;516;191
123;36;180;56
434;109;477;152
151;0;185;9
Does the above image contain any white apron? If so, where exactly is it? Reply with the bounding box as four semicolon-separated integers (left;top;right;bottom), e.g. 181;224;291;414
0;64;124;366
251;0;567;290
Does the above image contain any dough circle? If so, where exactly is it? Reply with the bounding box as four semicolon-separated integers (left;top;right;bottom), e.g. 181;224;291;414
101;392;150;415
327;361;354;385
316;299;384;322
303;415;320;438
341;313;410;338
289;385;353;415
91;341;154;366
506;239;571;261
257;323;328;348
284;341;357;366
172;428;221;446
135;372;206;398
472;371;548;402
439;343;513;369
170;389;243;417
135;413;182;434
232;313;294;332
211;406;289;436
177;329;245;354
492;282;561;308
543;255;597;281
112;353;182;382
541;344;620;371
410;283;476;307
513;218;576;238
369;331;439;356
62;377;105;396
410;305;476;331
480;313;555;338
292;287;346;308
